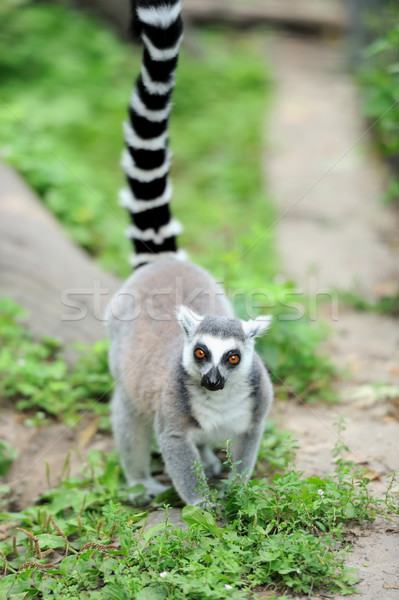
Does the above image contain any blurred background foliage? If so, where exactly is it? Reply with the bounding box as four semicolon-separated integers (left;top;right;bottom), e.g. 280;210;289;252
0;0;336;406
0;1;275;281
352;0;399;202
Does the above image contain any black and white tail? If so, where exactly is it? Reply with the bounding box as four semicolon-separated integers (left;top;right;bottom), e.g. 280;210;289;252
120;0;185;268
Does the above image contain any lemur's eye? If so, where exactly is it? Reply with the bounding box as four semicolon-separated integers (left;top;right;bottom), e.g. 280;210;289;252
228;354;240;365
194;348;206;359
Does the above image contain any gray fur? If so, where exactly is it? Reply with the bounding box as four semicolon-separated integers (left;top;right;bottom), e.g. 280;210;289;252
106;259;273;506
196;315;247;342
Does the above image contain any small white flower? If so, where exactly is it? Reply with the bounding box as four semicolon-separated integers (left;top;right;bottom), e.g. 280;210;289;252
160;572;167;578
296;568;301;574
225;584;232;590
18;359;26;366
317;489;324;496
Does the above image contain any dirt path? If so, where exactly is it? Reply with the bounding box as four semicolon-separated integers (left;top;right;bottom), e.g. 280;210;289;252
265;35;399;599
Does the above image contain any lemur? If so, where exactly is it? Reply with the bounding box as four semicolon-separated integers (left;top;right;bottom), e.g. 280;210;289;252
106;0;274;506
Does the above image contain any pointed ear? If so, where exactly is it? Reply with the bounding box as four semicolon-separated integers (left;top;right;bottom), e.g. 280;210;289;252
242;315;272;339
175;305;203;338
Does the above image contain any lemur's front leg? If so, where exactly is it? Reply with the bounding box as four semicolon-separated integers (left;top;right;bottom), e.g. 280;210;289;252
155;414;209;506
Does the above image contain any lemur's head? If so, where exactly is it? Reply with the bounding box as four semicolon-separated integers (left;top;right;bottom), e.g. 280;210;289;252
176;306;271;391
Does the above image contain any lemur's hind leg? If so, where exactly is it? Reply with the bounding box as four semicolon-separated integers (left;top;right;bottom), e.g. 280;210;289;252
198;445;222;478
111;387;168;504
231;421;266;481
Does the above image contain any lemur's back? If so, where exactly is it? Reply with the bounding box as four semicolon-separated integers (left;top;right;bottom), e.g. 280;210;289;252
107;259;233;415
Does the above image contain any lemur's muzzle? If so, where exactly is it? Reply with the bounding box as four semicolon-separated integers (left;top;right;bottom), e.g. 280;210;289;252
201;366;225;391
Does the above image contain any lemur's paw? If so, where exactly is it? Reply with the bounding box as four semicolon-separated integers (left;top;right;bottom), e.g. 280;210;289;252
127;478;169;506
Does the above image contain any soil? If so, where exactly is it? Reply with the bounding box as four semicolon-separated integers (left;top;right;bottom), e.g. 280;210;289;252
1;26;399;600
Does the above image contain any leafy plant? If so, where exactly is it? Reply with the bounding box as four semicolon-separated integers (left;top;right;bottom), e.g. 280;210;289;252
0;298;112;426
260;317;336;401
359;14;399;201
256;420;298;475
0;441;17;478
340;289;399;316
0;436;397;598
361;23;399;157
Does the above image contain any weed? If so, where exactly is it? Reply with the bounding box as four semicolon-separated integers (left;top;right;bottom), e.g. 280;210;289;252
359;12;399;201
0;441;17;478
256;421;298;476
340;289;399;316
260;318;336;402
361;22;399;160
1;436;397;598
0;298;112;426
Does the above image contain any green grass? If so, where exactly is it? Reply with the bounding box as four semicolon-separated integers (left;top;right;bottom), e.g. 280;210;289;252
0;298;112;428
1;432;397;599
360;20;399;160
340;289;399;316
0;2;136;276
358;11;399;202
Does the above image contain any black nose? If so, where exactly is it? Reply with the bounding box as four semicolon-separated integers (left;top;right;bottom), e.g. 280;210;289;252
201;367;225;391
202;379;225;391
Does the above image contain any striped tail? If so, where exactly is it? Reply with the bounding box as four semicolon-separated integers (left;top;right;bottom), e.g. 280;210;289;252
120;0;185;269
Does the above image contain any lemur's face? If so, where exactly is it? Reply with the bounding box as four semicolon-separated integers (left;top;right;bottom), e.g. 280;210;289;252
189;335;248;391
176;307;271;391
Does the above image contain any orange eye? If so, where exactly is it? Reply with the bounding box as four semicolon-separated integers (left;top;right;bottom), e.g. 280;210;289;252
228;354;240;365
194;348;206;359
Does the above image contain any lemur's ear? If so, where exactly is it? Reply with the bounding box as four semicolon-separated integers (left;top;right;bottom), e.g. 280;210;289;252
242;315;272;339
176;305;203;338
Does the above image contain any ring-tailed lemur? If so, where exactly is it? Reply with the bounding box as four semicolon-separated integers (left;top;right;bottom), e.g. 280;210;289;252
106;0;273;506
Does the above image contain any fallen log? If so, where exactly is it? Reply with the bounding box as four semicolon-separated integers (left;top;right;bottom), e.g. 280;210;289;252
57;0;348;38
0;162;120;345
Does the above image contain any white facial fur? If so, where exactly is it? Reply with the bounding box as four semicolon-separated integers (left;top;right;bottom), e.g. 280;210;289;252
181;333;253;382
197;335;242;365
176;306;272;386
